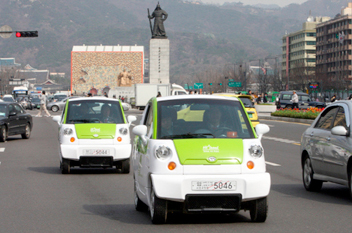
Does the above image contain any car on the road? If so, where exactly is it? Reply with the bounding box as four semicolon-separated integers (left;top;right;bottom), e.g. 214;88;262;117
53;97;137;174
0;102;33;142
30;96;41;109
2;95;15;103
300;100;352;197
16;96;33;110
214;93;259;127
47;96;79;112
132;95;271;224
276;91;325;109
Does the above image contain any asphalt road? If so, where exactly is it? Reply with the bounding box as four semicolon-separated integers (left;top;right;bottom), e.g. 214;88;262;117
0;111;351;233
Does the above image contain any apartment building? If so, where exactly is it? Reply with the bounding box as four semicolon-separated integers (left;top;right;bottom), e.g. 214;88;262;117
316;3;352;83
282;16;330;84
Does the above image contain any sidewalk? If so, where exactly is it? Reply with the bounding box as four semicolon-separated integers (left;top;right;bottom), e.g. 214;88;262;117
258;112;314;124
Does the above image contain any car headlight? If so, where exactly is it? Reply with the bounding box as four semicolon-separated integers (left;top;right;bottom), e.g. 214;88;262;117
155;145;172;160
249;145;263;158
63;128;73;135
119;127;128;135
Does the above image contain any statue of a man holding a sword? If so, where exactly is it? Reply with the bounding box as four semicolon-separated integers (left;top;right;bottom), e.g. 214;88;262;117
148;3;168;39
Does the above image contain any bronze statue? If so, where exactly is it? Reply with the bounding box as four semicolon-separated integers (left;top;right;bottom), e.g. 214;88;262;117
148;3;168;39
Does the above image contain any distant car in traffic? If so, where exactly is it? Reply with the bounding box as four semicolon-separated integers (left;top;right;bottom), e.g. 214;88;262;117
0;102;33;142
47;96;79;112
53;97;137;174
2;95;15;103
30;96;41;109
276;91;325;109
132;95;271;224
300;100;352;197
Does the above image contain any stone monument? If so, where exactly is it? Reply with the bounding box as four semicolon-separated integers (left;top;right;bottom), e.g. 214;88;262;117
148;3;170;84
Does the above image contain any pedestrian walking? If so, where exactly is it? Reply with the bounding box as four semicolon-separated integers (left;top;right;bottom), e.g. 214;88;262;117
36;91;51;117
291;91;299;109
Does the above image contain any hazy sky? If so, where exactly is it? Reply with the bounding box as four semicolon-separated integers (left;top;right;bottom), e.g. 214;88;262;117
201;0;308;7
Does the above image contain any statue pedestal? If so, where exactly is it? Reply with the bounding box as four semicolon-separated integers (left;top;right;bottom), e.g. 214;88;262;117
149;39;170;84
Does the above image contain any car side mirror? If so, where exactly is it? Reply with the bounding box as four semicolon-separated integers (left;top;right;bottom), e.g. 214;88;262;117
132;125;148;145
9;111;17;116
331;125;348;136
127;115;137;126
52;116;61;125
255;123;270;140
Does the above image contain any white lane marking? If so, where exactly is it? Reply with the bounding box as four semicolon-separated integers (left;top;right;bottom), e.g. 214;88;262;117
266;161;281;167
263;136;300;145
0;148;4;152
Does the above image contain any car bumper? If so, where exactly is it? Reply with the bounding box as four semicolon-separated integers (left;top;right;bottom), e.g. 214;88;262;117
151;173;270;202
60;144;131;162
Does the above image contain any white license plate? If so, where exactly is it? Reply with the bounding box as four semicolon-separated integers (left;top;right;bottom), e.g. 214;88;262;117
191;180;237;191
83;149;110;155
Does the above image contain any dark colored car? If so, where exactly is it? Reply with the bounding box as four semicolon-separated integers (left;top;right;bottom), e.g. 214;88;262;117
276;91;325;109
30;96;41;109
0;102;33;142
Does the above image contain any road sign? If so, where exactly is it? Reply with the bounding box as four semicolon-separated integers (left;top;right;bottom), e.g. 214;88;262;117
194;83;203;89
0;25;12;38
184;84;188;89
229;79;234;81
228;81;241;87
189;86;193;90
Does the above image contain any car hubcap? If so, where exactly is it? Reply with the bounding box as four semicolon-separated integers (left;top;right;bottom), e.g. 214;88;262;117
304;159;312;185
26;125;30;137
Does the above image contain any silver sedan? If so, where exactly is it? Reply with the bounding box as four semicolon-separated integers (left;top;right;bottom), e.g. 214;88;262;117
47;97;79;112
300;100;352;198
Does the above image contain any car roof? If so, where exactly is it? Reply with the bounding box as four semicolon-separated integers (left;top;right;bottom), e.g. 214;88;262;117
213;93;252;99
155;94;241;102
68;97;121;102
3;94;13;98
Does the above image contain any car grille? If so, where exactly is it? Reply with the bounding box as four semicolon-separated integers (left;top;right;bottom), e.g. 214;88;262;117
79;156;113;167
185;194;242;212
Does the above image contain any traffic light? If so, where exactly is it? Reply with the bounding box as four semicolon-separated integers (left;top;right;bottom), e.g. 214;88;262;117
16;31;38;38
218;83;222;86
208;83;212;85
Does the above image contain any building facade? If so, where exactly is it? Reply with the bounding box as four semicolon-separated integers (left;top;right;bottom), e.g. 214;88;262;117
71;45;144;96
316;3;352;89
282;16;330;89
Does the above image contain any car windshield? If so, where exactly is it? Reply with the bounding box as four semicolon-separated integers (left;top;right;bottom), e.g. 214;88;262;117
66;100;124;124
0;105;7;117
157;99;254;139
3;97;14;102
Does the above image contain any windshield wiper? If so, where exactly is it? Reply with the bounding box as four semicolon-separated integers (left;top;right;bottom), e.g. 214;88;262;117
160;132;215;139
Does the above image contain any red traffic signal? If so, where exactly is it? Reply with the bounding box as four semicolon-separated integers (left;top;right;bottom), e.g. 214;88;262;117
15;31;38;38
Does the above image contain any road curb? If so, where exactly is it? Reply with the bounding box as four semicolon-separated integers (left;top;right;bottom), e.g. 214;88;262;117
259;115;314;124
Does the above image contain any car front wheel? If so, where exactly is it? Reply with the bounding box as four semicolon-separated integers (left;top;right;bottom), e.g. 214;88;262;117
150;185;167;224
0;125;7;142
302;156;322;191
250;197;268;222
21;123;31;139
61;158;71;174
51;105;59;112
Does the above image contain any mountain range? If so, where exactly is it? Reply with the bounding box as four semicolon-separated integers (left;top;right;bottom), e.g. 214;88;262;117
0;0;348;83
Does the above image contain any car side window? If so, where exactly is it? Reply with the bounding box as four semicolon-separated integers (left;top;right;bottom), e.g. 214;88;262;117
14;104;24;114
332;107;347;128
301;96;310;102
8;104;14;113
282;94;291;100
315;107;338;130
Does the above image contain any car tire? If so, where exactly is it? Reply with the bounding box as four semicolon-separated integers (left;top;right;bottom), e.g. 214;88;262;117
51;105;59;112
21;123;31;139
121;158;130;174
150;185;167;224
0;125;7;142
349;165;352;200
134;178;148;211
250;197;268;222
302;156;322;191
61;158;71;174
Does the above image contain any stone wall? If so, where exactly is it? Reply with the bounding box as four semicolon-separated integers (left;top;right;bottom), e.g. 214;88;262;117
71;52;143;95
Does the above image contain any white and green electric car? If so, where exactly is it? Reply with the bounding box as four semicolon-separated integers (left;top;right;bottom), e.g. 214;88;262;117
132;95;271;224
53;97;136;174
